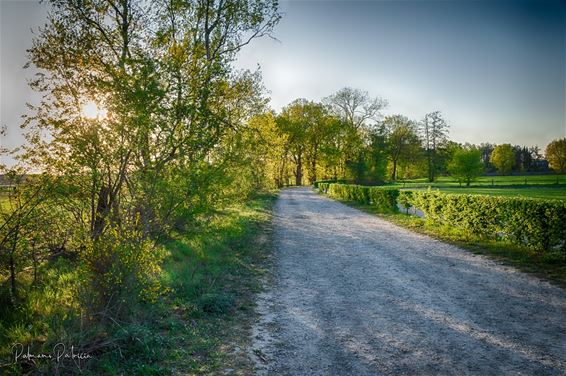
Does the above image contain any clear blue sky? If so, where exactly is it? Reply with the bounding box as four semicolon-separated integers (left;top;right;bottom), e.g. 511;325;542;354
1;0;565;167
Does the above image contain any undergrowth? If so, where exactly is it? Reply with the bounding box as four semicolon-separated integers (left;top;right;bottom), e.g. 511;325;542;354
0;193;275;375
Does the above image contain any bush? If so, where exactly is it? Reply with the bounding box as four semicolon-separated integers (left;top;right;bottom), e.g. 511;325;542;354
197;292;235;315
406;190;566;253
80;222;164;320
321;183;399;213
313;179;348;188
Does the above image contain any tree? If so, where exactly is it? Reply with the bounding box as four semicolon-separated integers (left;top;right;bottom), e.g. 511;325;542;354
22;0;281;318
546;138;566;173
382;115;421;181
421;111;449;182
323;87;387;179
324;87;387;131
490;144;515;175
276;99;328;185
448;147;484;187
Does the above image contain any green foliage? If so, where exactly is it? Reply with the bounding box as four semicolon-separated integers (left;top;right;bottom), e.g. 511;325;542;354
406;190;566;253
421;111;450;182
448;147;484;186
545;138;566;173
321;183;400;213
382;115;422;181
313;179;348;188
490;144;515;175
80;222;165;319
198;293;236;315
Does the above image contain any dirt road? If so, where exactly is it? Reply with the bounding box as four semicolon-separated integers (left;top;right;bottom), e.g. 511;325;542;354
250;187;566;375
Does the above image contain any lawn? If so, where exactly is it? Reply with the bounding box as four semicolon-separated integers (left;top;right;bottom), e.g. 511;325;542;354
411;187;566;200
388;174;566;200
394;174;566;188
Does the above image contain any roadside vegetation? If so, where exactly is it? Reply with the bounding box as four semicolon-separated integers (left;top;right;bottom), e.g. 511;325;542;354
317;182;566;286
2;0;565;373
0;193;274;374
1;0;280;373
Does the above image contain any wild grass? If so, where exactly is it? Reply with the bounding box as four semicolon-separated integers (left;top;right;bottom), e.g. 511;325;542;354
0;192;276;375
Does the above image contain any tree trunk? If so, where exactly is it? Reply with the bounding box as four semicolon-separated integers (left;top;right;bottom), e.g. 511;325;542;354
296;154;303;186
428;150;434;182
309;150;317;184
9;223;20;302
391;159;398;181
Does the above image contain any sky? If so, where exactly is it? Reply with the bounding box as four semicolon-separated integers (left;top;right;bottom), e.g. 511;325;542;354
1;0;565;167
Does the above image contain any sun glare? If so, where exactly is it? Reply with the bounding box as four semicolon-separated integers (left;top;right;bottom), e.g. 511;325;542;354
81;101;107;120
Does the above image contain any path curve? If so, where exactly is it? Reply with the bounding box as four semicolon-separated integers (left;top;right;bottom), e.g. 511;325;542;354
251;187;566;375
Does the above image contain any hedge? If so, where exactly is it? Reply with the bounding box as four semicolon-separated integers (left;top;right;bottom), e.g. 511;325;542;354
320;184;566;253
313;179;348;188
318;183;399;213
404;190;566;252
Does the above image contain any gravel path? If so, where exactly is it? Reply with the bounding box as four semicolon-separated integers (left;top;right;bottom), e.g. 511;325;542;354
250;187;566;375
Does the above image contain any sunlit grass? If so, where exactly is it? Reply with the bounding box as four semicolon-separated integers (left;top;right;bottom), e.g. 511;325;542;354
432;187;566;200
393;174;566;187
0;193;276;374
386;174;566;200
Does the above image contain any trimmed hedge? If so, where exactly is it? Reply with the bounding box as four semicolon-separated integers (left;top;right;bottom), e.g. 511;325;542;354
318;183;399;213
405;190;566;252
313;179;348;188
320;184;566;253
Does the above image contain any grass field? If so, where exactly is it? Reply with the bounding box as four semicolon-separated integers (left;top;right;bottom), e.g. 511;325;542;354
410;187;566;200
394;174;566;188
389;174;566;200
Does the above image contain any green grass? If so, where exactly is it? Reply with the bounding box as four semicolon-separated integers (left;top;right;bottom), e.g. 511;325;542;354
322;192;566;288
427;187;566;200
382;174;566;201
0;193;276;375
393;174;566;188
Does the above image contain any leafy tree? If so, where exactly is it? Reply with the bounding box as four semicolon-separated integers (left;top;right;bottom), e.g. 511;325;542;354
478;143;496;172
323;87;387;178
366;125;389;183
546;138;566;173
382;115;421;181
421;111;449;182
21;0;280;318
490;144;515;175
448;147;484;186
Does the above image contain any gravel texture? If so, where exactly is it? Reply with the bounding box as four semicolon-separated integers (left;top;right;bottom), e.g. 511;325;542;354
250;187;566;375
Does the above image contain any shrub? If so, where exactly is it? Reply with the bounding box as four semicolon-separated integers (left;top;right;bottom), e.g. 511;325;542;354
406;190;566;253
313;179;348;188
80;221;164;320
321;183;399;213
197;292;235;315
